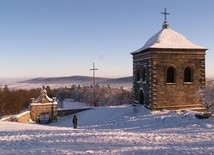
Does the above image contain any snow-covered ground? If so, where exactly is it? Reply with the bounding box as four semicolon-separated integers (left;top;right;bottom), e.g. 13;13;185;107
0;104;213;155
59;99;90;109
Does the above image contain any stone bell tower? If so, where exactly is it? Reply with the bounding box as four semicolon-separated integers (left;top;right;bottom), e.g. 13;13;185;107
131;9;207;111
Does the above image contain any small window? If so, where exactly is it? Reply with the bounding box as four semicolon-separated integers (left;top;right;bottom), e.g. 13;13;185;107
184;67;193;82
166;66;176;83
136;69;140;81
142;66;146;82
138;90;144;104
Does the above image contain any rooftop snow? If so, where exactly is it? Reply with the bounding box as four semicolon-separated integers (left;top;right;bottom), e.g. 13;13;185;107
132;27;206;54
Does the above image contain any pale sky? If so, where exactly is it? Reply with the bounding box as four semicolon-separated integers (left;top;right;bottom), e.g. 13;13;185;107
0;0;213;78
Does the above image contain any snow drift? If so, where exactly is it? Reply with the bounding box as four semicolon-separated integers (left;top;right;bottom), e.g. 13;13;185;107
0;105;213;155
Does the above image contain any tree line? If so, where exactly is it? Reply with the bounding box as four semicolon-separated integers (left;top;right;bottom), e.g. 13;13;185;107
0;84;133;116
1;79;213;116
0;85;41;115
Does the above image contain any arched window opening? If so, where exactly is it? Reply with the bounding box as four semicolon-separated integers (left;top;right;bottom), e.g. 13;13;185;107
167;66;175;83
184;67;193;82
136;69;141;81
142;66;146;82
139;90;144;105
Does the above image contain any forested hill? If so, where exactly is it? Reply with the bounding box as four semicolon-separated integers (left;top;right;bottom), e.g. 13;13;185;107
19;76;132;85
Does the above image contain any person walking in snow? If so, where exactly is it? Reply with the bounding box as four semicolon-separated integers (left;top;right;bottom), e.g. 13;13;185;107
72;115;78;129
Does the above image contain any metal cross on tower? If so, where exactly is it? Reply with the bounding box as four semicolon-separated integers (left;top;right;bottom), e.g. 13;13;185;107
161;8;170;21
161;8;170;28
90;62;98;106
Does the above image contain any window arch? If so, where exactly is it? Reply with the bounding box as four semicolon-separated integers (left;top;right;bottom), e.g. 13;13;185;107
166;66;176;83
142;66;147;82
136;68;141;81
184;66;193;82
138;89;145;104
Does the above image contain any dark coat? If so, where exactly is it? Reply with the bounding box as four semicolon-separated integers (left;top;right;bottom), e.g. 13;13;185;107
72;115;77;128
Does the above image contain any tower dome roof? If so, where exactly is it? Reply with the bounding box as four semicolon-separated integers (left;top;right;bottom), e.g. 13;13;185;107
132;26;206;54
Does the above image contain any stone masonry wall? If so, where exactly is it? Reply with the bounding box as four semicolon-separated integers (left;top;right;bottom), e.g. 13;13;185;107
132;52;152;107
150;49;206;110
30;104;57;122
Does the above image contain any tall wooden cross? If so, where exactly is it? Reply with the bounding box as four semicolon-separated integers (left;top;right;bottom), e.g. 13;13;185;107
90;62;98;106
161;8;170;21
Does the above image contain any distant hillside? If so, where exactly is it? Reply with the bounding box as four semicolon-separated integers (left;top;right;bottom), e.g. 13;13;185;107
103;76;133;84
19;76;133;87
19;76;110;84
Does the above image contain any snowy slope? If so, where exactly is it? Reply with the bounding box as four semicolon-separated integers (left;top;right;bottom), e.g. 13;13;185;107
0;105;213;155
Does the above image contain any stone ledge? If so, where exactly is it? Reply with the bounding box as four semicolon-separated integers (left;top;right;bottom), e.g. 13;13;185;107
195;112;212;119
57;108;93;117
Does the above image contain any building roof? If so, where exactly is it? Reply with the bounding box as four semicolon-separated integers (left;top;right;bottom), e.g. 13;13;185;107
31;89;57;105
132;22;206;54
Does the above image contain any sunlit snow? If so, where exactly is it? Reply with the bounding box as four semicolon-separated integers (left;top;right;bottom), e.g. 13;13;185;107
0;102;213;155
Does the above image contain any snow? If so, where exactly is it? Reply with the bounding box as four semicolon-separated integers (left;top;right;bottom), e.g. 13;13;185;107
0;104;213;155
60;99;90;109
132;27;206;54
31;102;57;106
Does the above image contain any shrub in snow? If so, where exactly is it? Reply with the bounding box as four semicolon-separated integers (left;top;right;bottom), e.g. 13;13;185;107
67;84;132;106
200;78;214;113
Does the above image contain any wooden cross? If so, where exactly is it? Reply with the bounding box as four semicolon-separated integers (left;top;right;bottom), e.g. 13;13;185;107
161;8;170;21
90;62;98;106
